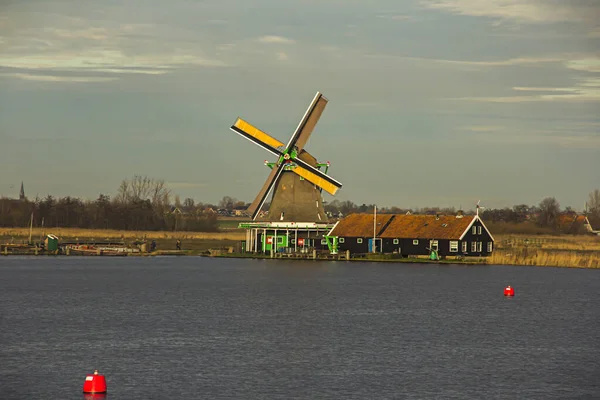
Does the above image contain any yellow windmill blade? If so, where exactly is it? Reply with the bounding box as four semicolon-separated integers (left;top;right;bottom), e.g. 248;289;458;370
293;165;340;196
231;118;284;154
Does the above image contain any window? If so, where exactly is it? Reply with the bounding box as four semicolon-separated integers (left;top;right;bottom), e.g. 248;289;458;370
321;239;327;245
477;242;482;252
291;239;296;244
450;241;458;252
357;238;363;244
277;236;284;244
430;240;438;250
487;242;493;252
393;239;399;245
471;242;477;252
339;238;345;243
472;226;477;235
413;239;419;245
462;241;467;252
477;226;482;235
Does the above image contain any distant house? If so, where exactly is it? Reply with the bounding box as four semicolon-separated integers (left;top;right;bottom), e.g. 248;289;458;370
328;212;494;257
557;214;588;234
584;216;600;235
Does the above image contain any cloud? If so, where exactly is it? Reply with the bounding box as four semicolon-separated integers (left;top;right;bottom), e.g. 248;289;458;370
377;14;415;21
257;35;295;44
276;52;289;61
1;72;118;83
473;130;600;149
421;0;598;23
566;59;600;73
433;54;600;102
420;0;600;36
512;87;578;93
461;125;504;132
363;54;565;68
0;15;228;83
448;81;600;103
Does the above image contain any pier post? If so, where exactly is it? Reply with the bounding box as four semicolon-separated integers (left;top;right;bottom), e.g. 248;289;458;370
346;250;350;260
35;247;38;256
312;249;317;260
66;248;70;256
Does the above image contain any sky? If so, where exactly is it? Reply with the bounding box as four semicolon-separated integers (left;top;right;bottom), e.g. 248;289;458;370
0;0;598;211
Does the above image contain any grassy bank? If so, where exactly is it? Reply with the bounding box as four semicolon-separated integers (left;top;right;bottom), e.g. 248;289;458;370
0;227;245;241
493;234;600;268
1;227;245;254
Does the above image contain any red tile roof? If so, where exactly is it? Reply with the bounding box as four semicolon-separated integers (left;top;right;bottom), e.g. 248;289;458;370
328;213;394;237
380;214;474;239
330;213;477;240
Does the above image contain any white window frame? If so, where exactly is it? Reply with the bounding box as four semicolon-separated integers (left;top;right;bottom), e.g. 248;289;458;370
472;226;477;235
471;242;477;252
321;239;327;245
357;238;363;244
430;240;439;250
413;239;419;245
291;239;296;244
477;226;482;235
487;242;493;252
450;241;458;252
462;241;467;252
339;237;345;243
393;239;399;245
477;242;482;252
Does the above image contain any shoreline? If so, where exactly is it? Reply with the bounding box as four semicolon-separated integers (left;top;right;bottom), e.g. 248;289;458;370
2;228;599;269
2;250;598;269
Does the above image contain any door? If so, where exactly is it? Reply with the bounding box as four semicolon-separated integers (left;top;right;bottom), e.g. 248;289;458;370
368;238;382;253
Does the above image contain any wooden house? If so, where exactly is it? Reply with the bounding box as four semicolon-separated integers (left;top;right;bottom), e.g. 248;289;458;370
328;213;494;257
584;216;600;235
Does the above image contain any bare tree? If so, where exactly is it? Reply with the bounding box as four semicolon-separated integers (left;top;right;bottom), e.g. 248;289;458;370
130;175;153;201
588;189;600;217
183;198;195;211
219;196;236;210
538;197;560;228
149;179;170;209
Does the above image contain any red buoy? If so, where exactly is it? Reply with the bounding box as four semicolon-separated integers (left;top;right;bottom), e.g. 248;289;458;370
83;370;107;394
504;286;515;297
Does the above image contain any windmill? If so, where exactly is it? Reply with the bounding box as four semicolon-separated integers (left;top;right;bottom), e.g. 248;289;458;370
476;200;486;217
230;92;342;222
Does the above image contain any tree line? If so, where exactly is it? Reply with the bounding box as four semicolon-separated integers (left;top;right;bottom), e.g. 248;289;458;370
1;176;599;234
0;176;219;232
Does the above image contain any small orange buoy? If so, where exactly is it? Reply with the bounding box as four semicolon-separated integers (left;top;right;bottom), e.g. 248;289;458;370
504;286;515;297
83;369;107;394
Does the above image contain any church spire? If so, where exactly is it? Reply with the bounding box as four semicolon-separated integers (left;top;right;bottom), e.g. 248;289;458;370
19;181;25;201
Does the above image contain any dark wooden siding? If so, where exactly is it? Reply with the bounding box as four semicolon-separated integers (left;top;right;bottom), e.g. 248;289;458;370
337;236;370;254
460;220;494;256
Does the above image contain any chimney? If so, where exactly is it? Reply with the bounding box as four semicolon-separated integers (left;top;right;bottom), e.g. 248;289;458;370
435;213;440;220
456;209;464;218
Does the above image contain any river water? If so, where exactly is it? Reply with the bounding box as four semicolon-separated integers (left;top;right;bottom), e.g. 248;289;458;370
1;257;599;399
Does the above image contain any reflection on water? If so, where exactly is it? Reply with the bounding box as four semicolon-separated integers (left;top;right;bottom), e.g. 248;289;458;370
83;394;106;400
1;257;599;400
